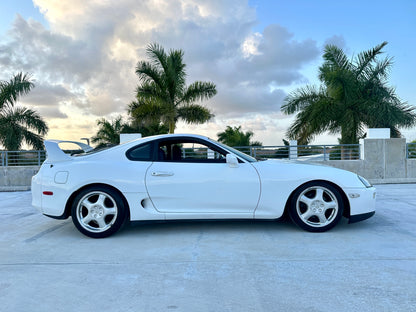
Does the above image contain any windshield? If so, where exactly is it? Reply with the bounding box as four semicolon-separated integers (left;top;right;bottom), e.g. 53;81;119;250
212;140;257;162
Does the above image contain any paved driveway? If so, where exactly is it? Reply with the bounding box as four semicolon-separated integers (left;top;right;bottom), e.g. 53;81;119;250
0;184;415;312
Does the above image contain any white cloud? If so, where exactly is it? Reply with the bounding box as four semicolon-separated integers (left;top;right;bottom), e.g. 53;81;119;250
242;32;263;58
0;0;322;143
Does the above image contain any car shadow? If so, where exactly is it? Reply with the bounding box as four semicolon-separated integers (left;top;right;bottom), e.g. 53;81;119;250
118;217;302;237
122;214;378;236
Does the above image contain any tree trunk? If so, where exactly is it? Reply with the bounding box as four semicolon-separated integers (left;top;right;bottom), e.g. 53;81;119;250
169;122;175;134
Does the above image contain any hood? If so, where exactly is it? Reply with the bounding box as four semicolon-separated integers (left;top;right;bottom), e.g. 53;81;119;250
252;158;363;188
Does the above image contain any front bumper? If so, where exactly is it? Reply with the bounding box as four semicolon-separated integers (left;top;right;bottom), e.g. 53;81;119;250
346;186;376;222
349;211;375;223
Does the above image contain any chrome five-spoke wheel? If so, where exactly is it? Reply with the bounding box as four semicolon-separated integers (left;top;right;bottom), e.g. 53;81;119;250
71;186;127;238
289;182;344;232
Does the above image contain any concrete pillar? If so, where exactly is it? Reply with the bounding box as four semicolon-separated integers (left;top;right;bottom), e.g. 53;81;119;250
385;139;406;178
360;138;406;179
120;133;142;143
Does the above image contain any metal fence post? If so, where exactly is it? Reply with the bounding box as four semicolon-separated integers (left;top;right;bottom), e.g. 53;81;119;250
289;140;298;160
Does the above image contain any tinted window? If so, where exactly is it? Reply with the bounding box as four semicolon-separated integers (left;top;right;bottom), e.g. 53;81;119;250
127;143;152;161
156;139;226;163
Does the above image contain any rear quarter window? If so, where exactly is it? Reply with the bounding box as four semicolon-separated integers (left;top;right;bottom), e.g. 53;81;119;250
126;143;153;161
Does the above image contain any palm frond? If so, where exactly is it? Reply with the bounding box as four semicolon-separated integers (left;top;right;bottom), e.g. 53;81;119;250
355;41;388;76
177;104;214;124
136;81;169;103
180;81;217;105
5;106;48;135
18;128;44;150
129;100;167;122
362;56;393;84
146;43;169;74
321;45;351;71
135;61;166;93
281;85;326;115
165;49;186;101
91;116;124;145
0;72;34;108
0;106;47;150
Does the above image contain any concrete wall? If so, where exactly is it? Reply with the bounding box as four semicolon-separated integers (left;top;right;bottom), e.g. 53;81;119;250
310;138;416;184
0;166;40;191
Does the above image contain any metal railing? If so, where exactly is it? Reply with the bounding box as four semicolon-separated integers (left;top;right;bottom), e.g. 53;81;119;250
0;144;363;167
407;143;416;159
234;144;361;161
0;150;46;166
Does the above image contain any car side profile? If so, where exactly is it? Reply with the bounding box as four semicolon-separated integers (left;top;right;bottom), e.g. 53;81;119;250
32;134;376;238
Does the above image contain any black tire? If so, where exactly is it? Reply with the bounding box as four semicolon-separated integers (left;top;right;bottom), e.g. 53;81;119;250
71;186;128;238
289;181;344;232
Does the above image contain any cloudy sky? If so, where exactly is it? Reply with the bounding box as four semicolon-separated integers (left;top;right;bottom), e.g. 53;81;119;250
0;0;415;146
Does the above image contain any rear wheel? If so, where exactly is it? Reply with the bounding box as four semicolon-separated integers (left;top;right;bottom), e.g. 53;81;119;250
71;186;127;238
289;181;344;232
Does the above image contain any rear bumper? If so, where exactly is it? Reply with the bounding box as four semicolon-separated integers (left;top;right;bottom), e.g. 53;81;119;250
31;172;43;213
31;166;69;217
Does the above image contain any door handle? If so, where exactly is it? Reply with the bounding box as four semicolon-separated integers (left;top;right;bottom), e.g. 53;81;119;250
151;171;174;177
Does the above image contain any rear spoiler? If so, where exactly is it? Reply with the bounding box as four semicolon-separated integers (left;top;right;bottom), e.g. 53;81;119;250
44;140;93;163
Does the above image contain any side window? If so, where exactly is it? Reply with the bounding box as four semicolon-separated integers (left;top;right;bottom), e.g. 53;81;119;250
181;143;225;162
127;143;153;161
157;140;226;163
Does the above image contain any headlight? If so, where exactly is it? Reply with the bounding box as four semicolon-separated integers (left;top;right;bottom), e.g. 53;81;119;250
358;175;372;188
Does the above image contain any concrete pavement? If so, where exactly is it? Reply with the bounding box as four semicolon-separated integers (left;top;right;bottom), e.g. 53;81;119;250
0;184;415;312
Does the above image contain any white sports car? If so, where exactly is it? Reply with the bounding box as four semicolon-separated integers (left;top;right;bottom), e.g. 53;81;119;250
32;134;376;238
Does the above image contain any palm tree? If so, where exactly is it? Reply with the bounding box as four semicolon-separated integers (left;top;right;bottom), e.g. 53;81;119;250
217;126;262;147
91;116;124;147
281;42;416;144
134;43;217;133
0;73;48;150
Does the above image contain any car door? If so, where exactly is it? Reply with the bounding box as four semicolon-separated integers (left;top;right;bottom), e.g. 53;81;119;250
145;138;261;214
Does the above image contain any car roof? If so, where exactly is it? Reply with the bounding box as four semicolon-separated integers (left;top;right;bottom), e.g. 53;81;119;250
122;133;212;146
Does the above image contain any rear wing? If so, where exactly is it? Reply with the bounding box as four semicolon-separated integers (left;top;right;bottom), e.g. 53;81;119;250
44;140;93;163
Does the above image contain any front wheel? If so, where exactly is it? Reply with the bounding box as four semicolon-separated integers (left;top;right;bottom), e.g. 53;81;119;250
289;182;344;232
71;186;128;238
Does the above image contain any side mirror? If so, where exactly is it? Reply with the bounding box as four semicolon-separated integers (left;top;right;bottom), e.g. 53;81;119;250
226;154;239;168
